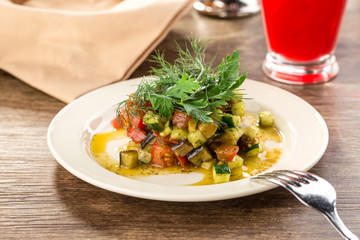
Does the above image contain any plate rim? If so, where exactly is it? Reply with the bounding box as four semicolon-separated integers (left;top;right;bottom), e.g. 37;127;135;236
47;77;329;202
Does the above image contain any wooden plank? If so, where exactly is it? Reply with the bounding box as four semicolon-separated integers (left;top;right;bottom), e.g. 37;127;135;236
1;1;359;239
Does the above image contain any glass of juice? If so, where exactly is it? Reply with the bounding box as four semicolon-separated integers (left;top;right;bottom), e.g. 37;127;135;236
260;0;347;84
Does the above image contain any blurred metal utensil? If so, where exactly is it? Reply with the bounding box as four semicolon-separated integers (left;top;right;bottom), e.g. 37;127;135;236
252;170;359;240
193;0;260;18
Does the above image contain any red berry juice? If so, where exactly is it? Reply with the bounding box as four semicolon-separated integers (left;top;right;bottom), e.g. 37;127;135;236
261;0;347;62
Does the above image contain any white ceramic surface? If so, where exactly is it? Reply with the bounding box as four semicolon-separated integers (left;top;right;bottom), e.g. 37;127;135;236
47;78;329;202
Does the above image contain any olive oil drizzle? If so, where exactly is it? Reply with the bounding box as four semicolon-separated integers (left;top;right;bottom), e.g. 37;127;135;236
90;114;283;186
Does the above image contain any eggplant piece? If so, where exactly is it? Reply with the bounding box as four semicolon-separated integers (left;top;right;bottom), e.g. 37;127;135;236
206;140;221;158
119;150;138;169
186;146;213;166
198;122;218;138
212;127;224;139
171;141;194;157
141;132;155;149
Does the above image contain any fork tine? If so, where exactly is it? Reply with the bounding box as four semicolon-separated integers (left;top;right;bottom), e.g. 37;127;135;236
264;173;302;187
253;173;301;188
271;170;311;184
252;170;359;240
291;170;318;181
252;175;290;189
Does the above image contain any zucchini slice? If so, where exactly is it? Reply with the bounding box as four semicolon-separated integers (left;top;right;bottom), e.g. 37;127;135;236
171;141;194;157
187;129;207;148
170;126;188;141
230;89;243;104
160;121;172;137
212;164;231;184
222;115;240;128
143;111;164;132
244;125;260;140
259;111;274;127
138;150;152;164
119;150;138;169
228;155;244;169
231;101;245;117
220;127;244;146
246;143;263;157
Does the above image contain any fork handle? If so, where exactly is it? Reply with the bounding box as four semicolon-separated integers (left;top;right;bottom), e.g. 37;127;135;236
323;208;359;240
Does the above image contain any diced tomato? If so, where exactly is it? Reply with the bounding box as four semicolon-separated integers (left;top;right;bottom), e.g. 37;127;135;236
111;117;122;130
127;126;147;143
138;119;146;129
131;116;146;129
175;154;189;168
127;93;138;108
113;106;146;130
151;140;176;167
153;131;179;144
172;111;191;129
127;94;147;118
112;108;130;130
143;100;152;108
215;144;239;162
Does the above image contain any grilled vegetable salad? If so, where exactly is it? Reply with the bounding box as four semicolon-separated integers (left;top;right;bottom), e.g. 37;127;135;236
92;38;282;184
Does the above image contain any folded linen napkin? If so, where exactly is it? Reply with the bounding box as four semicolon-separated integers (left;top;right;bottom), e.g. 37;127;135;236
0;0;194;103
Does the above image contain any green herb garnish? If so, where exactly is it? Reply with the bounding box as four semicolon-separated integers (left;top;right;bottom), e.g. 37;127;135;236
117;37;247;126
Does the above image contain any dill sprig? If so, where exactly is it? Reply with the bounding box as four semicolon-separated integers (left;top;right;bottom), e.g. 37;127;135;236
117;37;247;127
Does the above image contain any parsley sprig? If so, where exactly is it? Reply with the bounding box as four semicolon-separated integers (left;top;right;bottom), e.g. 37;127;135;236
117;37;247;125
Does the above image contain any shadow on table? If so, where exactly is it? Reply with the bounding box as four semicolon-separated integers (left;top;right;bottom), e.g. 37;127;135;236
54;164;306;239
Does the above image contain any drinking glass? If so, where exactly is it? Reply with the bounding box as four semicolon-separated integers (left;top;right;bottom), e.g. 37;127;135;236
260;0;347;84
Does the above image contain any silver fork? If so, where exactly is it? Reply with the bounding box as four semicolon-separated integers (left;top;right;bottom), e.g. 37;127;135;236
252;170;358;240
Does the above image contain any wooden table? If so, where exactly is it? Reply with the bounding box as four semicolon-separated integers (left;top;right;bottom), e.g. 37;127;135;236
1;1;359;239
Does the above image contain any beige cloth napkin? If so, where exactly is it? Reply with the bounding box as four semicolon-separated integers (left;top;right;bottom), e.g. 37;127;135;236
0;0;194;103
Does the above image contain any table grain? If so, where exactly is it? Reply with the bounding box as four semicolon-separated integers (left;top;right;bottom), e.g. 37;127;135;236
1;1;359;239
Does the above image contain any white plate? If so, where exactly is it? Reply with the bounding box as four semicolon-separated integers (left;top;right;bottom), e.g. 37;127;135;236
47;78;328;202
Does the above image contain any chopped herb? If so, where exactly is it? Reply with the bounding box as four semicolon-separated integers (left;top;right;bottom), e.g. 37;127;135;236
117;37;247;127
